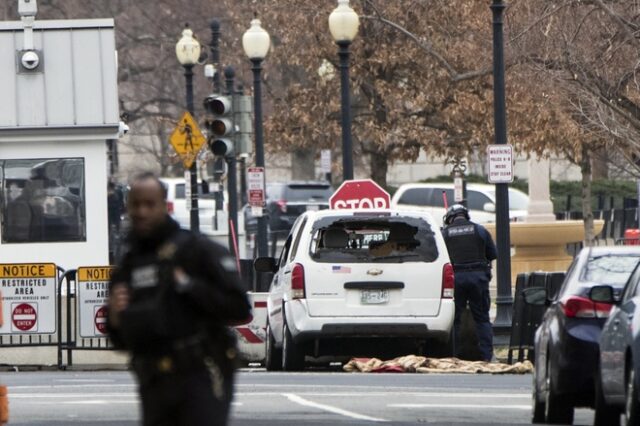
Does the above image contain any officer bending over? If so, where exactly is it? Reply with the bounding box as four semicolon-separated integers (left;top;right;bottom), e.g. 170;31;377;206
442;204;497;362
107;172;251;426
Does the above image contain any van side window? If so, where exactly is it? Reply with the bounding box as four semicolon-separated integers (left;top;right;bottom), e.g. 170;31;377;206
277;235;293;268
289;217;308;261
397;188;431;206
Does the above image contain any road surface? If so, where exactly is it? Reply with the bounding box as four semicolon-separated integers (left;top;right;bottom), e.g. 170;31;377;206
2;368;596;425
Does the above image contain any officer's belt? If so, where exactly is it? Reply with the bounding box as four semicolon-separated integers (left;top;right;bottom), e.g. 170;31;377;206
132;333;208;377
453;262;488;272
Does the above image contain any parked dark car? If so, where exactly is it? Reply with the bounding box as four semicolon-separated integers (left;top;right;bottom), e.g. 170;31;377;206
244;181;333;236
530;246;640;424
595;263;640;426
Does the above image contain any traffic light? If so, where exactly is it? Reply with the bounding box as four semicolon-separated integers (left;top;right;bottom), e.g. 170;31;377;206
204;94;234;157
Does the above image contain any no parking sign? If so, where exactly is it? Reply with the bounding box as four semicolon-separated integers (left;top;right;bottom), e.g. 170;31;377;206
77;266;112;338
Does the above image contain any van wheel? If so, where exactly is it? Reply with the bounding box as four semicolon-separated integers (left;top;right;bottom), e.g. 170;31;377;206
282;323;305;371
426;331;454;358
265;323;282;371
594;367;619;426
625;365;640;426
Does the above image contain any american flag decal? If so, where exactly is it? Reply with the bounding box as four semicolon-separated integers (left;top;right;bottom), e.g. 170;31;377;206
332;265;351;273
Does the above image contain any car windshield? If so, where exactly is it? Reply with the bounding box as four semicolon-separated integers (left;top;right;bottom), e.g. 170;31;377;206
485;188;529;210
284;184;332;202
580;254;640;285
309;215;438;263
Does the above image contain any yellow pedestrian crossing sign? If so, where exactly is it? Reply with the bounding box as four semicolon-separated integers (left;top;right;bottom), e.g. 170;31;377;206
170;111;206;168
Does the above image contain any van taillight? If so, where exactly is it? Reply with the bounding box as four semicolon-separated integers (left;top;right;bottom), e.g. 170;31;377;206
291;263;306;299
276;199;287;213
442;263;454;299
167;201;174;214
560;296;612;318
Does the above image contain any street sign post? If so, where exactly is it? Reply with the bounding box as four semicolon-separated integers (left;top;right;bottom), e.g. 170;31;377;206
321;149;331;174
487;144;514;183
170;111;206;169
454;176;464;202
329;179;390;209
247;166;265;217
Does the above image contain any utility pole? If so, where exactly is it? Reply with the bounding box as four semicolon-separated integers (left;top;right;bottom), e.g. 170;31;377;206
224;66;239;254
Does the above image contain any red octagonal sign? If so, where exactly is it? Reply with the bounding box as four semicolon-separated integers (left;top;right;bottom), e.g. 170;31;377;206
329;179;390;210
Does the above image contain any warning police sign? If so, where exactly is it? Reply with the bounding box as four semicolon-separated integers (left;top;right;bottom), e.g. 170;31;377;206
77;266;112;338
0;263;57;334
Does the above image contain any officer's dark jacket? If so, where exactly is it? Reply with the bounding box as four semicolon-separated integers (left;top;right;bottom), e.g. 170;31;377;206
442;217;497;268
107;217;251;355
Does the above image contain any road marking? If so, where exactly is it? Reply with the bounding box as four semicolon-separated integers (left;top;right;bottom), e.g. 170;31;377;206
283;393;388;423
54;379;115;383
389;403;531;410
9;393;138;398
9;384;135;389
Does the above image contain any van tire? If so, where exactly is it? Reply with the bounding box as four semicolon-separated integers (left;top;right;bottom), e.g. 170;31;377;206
282;323;305;371
265;323;282;371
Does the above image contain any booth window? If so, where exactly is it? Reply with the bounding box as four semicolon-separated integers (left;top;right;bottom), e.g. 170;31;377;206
1;158;86;243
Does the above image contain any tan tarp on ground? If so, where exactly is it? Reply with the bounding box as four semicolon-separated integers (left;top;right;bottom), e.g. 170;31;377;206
343;355;534;374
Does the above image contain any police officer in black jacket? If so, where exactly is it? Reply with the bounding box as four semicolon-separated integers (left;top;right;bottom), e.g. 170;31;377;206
107;172;251;426
442;204;497;362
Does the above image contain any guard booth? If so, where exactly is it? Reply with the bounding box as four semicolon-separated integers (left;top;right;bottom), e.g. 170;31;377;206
0;6;121;270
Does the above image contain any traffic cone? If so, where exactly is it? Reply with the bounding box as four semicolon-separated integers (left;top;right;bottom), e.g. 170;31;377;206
0;385;8;424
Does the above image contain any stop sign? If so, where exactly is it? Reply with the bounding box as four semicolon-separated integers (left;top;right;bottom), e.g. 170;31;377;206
329;179;391;209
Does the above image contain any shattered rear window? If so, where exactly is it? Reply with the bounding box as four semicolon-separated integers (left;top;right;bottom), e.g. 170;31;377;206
309;215;438;263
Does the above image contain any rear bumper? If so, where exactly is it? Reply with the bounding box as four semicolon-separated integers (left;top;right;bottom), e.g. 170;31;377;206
553;323;602;402
284;299;454;342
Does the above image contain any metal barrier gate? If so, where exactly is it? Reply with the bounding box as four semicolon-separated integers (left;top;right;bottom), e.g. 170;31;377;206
56;269;113;370
508;271;565;363
0;266;65;361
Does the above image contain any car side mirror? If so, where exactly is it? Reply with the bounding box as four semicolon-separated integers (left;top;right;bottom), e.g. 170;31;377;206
254;257;278;273
522;287;548;306
590;285;615;304
483;202;496;213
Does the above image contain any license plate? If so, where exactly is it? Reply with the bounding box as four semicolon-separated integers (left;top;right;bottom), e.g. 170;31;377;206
360;289;389;304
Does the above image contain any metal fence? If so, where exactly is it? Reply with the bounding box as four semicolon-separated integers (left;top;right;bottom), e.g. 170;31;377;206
508;271;565;364
0;267;113;370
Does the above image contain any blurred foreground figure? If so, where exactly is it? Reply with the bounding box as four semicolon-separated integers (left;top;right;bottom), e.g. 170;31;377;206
107;172;251;426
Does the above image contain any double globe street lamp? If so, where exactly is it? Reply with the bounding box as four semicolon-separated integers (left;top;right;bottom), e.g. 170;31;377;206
175;25;201;232
242;18;271;263
329;0;359;181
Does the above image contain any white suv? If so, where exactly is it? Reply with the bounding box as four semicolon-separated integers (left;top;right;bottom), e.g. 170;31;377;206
255;209;455;371
159;177;222;234
391;183;529;227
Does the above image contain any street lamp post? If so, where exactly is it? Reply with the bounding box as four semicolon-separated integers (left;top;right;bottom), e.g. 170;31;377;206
329;0;359;181
243;18;271;267
490;0;513;336
176;25;201;233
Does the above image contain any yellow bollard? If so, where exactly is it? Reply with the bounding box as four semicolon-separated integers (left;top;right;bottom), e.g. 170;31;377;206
0;385;7;424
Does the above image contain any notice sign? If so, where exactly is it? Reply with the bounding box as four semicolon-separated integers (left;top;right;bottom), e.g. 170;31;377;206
487;144;514;183
247;167;266;214
0;263;57;334
77;266;112;338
